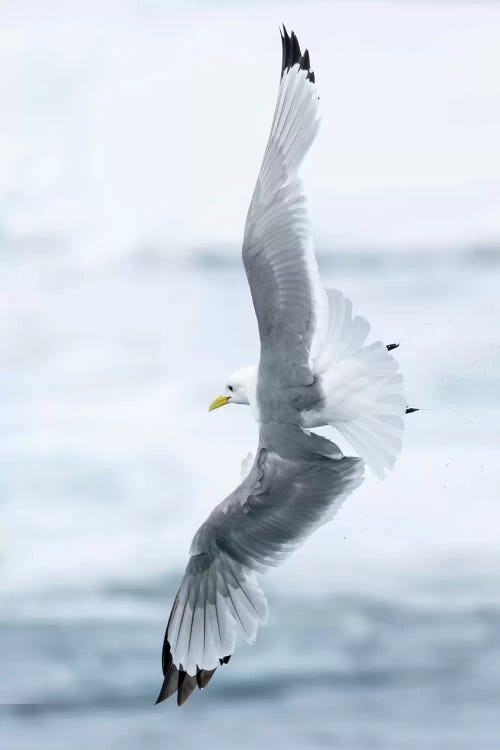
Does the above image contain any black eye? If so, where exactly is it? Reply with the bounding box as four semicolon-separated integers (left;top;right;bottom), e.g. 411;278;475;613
228;385;233;392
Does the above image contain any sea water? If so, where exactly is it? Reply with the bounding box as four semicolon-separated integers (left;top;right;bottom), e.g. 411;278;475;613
1;247;500;749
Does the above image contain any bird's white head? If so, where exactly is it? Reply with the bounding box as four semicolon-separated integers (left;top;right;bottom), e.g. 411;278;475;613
208;365;257;412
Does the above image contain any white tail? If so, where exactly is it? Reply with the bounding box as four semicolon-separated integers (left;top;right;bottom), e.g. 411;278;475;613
313;289;406;479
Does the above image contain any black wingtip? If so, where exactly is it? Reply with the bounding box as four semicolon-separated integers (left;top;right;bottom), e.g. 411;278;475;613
300;49;310;72
155;664;180;705
406;407;419;414
280;25;315;83
156;662;221;705
291;31;301;65
177;671;197;706
196;666;217;689
161;635;173;677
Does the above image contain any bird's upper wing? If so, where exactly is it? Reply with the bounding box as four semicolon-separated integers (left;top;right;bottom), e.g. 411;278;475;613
156;424;363;705
242;28;328;420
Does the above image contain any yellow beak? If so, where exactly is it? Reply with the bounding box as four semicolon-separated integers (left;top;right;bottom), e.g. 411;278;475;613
208;394;231;412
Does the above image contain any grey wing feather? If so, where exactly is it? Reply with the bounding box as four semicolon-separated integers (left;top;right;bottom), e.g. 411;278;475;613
242;28;328;420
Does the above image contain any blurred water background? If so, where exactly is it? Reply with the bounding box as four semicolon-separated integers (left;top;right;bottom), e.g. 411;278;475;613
1;1;500;748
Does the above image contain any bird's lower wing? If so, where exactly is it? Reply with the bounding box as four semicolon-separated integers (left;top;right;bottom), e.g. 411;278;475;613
157;424;364;705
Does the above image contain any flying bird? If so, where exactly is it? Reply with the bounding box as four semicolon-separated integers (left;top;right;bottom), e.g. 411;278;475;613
209;302;408;479
156;26;408;707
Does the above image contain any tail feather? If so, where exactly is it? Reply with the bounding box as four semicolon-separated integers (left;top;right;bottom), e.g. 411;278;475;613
313;289;406;479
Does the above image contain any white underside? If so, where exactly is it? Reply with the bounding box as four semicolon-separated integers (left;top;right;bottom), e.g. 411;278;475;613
305;289;406;479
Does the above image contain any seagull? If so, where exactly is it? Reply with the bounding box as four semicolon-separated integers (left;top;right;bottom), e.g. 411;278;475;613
209;312;411;478
156;26;405;707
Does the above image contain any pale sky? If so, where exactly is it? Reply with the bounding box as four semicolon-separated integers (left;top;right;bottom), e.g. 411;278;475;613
1;0;499;259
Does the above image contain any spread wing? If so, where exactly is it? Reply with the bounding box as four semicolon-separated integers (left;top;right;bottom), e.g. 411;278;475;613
156;424;364;705
242;27;328;417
